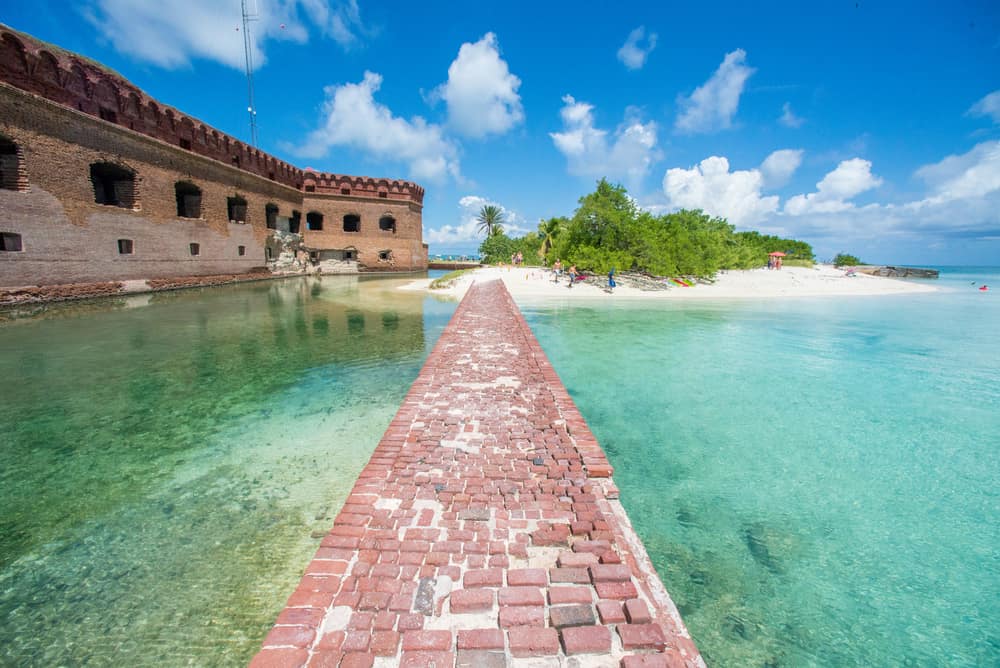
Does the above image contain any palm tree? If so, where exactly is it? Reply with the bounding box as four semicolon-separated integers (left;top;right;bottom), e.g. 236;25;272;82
477;204;504;237
537;216;563;257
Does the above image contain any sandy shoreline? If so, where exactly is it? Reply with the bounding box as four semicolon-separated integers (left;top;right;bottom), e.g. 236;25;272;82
402;264;940;301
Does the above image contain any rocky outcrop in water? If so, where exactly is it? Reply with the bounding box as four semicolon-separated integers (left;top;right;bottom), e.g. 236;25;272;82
858;265;939;279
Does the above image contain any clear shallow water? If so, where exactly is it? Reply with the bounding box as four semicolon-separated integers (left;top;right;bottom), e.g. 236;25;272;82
521;267;999;667
0;275;457;666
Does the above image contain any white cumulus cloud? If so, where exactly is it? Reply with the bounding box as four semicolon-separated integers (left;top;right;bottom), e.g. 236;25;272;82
84;0;366;70
675;49;755;134
431;33;524;139
550;95;661;186
662;156;778;226
912;140;1000;206
293;71;460;183
967;90;1000;124
779;102;804;128
425;195;529;244
617;26;658;70
760;149;804;188
784;158;882;215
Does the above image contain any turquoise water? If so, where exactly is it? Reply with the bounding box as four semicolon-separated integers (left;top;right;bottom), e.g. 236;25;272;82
0;275;457;666
521;267;999;667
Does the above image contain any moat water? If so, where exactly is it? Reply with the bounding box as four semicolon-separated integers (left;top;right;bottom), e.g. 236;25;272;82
521;267;999;667
2;270;997;667
0;275;457;666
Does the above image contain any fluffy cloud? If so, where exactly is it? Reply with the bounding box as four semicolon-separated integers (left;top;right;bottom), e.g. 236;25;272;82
663;143;1000;253
431;33;524;139
550;96;661;186
424;195;529;244
293;71;460;183
675;49;755;134
760;149;804;188
913;140;1000;204
967;90;1000;124
779;102;804;128
784;158;882;215
662;156;778;226
617;26;658;70
84;0;365;70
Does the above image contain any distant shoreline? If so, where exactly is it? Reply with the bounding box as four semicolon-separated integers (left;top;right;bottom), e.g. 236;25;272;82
405;264;940;300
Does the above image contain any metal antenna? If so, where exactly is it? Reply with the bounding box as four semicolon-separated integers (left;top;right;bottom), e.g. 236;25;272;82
241;0;259;147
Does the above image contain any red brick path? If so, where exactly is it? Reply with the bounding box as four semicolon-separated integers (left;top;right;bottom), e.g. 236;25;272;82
251;280;704;668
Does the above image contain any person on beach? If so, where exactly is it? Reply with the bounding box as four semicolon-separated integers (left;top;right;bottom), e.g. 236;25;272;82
553;259;562;282
568;264;577;288
608;267;616;293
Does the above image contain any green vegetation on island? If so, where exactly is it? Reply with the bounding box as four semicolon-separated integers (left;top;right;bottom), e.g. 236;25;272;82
479;179;815;277
430;269;475;290
832;253;863;267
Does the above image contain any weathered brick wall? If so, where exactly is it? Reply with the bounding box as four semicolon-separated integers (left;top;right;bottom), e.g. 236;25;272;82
0;25;303;190
301;195;427;272
0;84;303;286
0;22;429;287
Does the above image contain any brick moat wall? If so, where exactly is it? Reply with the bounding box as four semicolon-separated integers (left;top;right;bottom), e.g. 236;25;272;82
251;280;703;668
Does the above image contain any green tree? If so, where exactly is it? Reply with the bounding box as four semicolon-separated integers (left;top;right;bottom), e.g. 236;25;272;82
832;253;862;267
478;231;518;264
477;205;505;237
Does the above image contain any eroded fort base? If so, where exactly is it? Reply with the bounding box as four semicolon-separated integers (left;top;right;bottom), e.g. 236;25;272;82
252;279;703;668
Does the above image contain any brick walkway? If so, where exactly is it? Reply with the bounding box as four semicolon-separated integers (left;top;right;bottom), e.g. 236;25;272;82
251;280;703;668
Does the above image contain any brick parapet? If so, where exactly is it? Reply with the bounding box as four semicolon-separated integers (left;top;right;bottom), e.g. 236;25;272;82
251;279;704;668
0;23;423;207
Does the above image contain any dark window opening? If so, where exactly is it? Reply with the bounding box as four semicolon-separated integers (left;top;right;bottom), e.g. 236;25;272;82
175;181;202;218
117;238;133;254
227;195;247;224
0;232;23;252
290;210;301;234
99;107;118;123
0;137;25;191
179;138;192;150
340;187;350;195
378;250;392;261
232;155;240;167
343;214;360;233
90;162;137;208
268;171;275;180
305;184;315;192
189;242;200;256
378;191;387;199
378;215;396;233
238;245;246;256
306;212;324;231
265;203;278;229
265;246;273;260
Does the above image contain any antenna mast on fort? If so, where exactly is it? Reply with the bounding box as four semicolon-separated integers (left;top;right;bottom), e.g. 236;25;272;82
241;0;259;147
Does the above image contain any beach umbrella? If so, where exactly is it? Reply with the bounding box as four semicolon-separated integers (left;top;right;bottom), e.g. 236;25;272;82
768;251;787;256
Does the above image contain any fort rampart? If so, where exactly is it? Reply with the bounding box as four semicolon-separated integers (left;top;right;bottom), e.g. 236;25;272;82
0;25;428;289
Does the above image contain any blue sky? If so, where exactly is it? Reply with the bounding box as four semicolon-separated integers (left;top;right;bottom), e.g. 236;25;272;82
5;1;999;264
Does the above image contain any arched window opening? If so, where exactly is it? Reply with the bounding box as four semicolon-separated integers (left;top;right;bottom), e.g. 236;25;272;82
175;181;202;218
343;214;360;233
378;250;393;262
265;203;279;229
227;195;247;224
306;212;324;231
378;215;396;233
1;231;23;252
290;210;301;234
0;136;25;191
90;162;137;209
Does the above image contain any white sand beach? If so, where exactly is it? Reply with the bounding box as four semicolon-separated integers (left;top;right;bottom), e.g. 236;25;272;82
403;264;939;301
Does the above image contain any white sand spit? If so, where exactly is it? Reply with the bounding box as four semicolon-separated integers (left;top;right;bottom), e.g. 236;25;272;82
405;265;938;302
